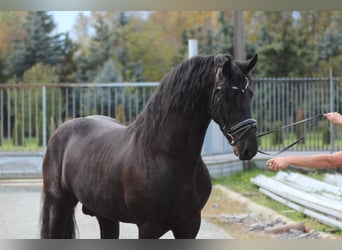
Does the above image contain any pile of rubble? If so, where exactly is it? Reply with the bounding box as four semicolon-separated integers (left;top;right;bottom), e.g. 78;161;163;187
216;213;322;239
205;185;340;239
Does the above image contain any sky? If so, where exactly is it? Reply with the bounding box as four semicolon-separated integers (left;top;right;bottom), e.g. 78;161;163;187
50;11;150;39
50;11;90;37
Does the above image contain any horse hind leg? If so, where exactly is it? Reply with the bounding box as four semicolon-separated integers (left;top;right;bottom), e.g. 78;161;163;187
96;216;119;239
82;206;119;238
64;210;77;238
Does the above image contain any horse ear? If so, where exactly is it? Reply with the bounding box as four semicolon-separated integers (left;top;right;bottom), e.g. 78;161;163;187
244;54;258;73
221;59;232;77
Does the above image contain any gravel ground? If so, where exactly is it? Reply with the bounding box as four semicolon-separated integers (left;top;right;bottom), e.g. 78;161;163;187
202;185;340;239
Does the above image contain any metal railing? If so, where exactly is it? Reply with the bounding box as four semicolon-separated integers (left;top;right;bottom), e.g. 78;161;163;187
1;78;342;155
253;77;342;152
0;83;158;154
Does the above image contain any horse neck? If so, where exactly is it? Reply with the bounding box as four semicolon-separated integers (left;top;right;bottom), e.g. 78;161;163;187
156;104;211;155
131;84;213;159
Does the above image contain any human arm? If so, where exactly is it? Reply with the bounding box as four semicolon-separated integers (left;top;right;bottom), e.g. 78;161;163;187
266;151;342;171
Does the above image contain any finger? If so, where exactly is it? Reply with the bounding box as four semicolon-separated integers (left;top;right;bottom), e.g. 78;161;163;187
267;161;275;170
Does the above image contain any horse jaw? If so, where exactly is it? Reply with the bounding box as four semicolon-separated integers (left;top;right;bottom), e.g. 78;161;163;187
233;146;240;158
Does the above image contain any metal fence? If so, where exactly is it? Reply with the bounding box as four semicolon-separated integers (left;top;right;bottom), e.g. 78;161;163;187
0;83;157;155
1;78;342;155
253;77;342;152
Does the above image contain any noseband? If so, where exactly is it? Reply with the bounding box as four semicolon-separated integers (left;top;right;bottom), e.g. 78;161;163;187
219;118;257;146
211;66;257;146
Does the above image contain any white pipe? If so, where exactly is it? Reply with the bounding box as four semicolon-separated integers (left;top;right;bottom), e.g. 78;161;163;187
188;39;198;58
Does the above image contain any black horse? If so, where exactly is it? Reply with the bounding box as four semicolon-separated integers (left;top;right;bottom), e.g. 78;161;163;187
40;53;258;238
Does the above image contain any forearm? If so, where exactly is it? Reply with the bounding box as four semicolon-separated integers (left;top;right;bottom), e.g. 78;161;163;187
285;154;335;169
267;152;342;171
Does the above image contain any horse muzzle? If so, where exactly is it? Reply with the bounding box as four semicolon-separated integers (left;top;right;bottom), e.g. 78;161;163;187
225;119;258;160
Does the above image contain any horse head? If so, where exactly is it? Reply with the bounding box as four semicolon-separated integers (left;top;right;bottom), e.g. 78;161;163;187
211;54;258;160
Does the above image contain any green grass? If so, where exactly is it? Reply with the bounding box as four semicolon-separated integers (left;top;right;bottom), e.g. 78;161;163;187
258;131;342;150
212;167;342;235
0;137;43;151
1;131;342;152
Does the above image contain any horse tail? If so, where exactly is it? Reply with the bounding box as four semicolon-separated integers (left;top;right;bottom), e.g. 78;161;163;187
65;207;78;238
40;191;50;238
39;191;78;238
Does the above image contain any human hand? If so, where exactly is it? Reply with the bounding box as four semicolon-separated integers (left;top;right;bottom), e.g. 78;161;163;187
324;112;342;126
266;157;290;171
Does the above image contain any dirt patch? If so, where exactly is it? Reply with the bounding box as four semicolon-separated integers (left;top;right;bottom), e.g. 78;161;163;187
202;185;340;239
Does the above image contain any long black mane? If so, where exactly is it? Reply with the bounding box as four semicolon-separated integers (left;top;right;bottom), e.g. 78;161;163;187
129;54;230;144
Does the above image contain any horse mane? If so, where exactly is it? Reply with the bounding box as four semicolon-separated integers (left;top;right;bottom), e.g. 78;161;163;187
128;54;232;145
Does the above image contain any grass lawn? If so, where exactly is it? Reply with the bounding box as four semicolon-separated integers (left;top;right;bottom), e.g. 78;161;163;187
0;137;43;152
258;131;342;151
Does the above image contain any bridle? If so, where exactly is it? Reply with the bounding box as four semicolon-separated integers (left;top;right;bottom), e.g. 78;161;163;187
211;59;322;153
211;65;257;146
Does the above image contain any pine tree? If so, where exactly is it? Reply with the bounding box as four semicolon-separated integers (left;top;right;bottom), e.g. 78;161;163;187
75;15;115;82
56;33;78;83
8;11;64;79
255;12;313;77
94;59;121;83
216;11;234;54
113;12;141;82
75;12;144;83
0;51;7;83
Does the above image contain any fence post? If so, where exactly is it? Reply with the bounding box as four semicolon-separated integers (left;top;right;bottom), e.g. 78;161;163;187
188;39;198;58
329;68;334;153
42;86;47;152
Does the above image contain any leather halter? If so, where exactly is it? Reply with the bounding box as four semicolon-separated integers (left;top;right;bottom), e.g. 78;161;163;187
211;66;257;146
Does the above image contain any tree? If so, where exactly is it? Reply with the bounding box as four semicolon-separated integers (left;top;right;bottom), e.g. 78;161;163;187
75;12;146;83
127;20;175;81
94;59;121;83
0;51;7;83
215;11;234;54
313;12;342;75
74;12;118;82
73;12;92;51
56;33;78;83
112;12;144;82
254;12;313;77
8;11;65;79
0;12;26;56
0;12;27;83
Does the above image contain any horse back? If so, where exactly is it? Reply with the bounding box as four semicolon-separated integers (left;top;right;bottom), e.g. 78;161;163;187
42;115;126;194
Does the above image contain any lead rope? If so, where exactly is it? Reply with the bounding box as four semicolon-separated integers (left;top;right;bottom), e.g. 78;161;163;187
257;114;324;155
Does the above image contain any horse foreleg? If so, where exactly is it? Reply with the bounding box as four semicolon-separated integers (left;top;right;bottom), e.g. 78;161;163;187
96;216;119;239
172;214;201;239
